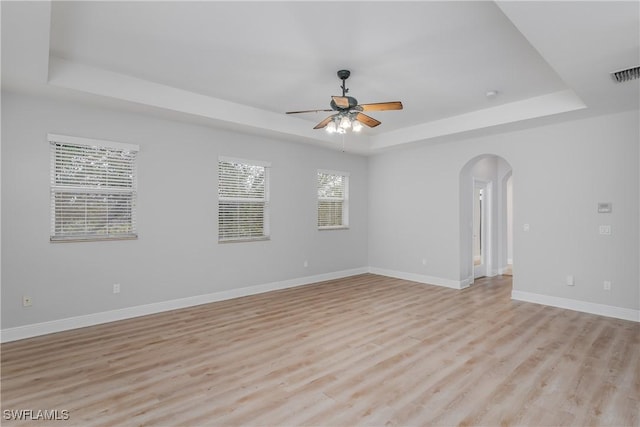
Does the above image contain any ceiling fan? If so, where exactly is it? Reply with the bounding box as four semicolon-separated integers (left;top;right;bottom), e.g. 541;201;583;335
286;70;403;133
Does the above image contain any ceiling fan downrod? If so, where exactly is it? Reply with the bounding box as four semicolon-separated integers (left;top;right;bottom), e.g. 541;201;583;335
337;69;351;97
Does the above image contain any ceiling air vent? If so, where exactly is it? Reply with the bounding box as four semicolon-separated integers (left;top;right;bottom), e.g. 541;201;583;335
611;66;640;83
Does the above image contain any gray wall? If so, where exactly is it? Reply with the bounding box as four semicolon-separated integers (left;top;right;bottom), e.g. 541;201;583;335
1;92;369;328
2;91;638;332
369;110;639;310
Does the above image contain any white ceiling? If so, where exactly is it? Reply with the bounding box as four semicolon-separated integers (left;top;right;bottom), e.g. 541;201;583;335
2;1;638;154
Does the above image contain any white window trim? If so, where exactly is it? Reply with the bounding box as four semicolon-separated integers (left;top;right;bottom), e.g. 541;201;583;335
317;169;349;230
49;133;139;242
49;134;139;153
218;156;271;243
219;155;271;168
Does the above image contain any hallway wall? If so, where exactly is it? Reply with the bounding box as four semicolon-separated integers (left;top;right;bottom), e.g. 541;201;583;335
369;110;639;317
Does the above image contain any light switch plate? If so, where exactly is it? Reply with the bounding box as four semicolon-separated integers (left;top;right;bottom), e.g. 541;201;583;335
598;202;612;213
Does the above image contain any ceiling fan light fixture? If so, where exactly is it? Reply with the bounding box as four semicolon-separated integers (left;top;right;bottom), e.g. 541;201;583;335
339;116;351;129
288;69;403;134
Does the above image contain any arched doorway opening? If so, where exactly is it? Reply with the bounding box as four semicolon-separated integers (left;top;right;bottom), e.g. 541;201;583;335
459;155;513;286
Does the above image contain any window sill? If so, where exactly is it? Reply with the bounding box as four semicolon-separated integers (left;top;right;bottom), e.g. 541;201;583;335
218;236;271;244
50;235;138;243
318;226;349;231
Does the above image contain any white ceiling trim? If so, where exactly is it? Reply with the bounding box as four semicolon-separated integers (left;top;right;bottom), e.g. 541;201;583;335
48;56;585;154
48;56;339;147
369;89;586;151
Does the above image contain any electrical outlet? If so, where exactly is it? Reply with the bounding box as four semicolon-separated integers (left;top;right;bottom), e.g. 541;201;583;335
303;260;308;268
113;283;121;294
599;225;611;235
422;258;427;265
566;275;575;286
22;296;32;307
604;281;611;291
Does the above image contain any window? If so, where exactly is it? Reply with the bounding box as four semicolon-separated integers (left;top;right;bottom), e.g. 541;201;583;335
218;157;270;242
49;134;138;242
317;170;349;229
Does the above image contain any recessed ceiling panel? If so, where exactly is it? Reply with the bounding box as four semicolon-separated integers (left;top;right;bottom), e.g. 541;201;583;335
49;1;568;132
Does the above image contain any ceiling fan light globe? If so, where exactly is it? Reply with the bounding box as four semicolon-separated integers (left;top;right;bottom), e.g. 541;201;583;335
326;121;337;133
339;116;351;129
352;120;363;132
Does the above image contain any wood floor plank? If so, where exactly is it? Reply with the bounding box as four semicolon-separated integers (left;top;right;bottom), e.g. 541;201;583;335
1;273;638;426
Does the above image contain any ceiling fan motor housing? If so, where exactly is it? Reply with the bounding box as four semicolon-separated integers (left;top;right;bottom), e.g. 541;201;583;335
330;96;359;111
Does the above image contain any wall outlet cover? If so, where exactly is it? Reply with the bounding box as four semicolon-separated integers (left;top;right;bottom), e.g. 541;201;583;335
599;225;612;235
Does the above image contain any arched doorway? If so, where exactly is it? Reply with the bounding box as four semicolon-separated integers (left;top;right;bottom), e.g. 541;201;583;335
459;155;513;286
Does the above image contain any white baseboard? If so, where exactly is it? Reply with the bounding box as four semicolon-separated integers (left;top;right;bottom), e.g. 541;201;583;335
0;267;369;343
368;267;468;290
460;276;474;288
5;268;636;343
511;290;640;322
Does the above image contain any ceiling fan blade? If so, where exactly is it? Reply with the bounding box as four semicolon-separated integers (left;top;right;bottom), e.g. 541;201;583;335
286;109;333;114
355;113;381;128
332;96;350;108
285;110;333;114
359;101;403;112
313;114;337;129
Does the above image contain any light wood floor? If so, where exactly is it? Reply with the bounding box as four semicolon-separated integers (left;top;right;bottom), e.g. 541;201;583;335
2;274;639;426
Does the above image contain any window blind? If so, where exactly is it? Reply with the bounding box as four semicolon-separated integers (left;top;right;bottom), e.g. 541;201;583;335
218;157;270;242
317;170;349;229
49;134;138;241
